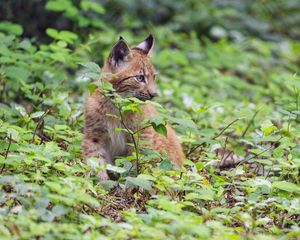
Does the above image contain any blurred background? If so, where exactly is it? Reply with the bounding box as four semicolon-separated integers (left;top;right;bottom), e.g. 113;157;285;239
2;0;300;42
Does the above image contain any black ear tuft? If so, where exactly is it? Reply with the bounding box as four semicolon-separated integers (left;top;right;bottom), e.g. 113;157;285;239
108;38;131;67
135;34;155;55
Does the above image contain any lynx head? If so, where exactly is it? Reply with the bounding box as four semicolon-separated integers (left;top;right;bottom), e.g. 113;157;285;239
103;35;157;101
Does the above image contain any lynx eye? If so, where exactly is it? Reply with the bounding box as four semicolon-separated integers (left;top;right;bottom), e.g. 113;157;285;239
136;75;146;83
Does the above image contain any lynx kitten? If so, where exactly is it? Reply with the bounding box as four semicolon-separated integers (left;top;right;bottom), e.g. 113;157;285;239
83;35;183;180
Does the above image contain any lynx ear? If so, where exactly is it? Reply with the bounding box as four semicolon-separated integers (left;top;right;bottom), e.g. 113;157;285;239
108;37;131;67
135;34;154;55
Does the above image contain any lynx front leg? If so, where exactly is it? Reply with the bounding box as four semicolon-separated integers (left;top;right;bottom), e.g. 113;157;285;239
83;138;113;181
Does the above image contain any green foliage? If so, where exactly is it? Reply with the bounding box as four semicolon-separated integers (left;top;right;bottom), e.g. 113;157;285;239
0;1;300;239
45;0;105;29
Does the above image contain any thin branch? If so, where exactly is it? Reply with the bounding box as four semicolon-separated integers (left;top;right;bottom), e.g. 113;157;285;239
35;79;66;109
213;118;242;140
4;134;12;159
237;136;283;167
241;110;260;137
132;124;152;135
187;118;241;157
265;168;272;179
31;109;50;143
186;142;205;157
116;105;140;176
0;133;12;174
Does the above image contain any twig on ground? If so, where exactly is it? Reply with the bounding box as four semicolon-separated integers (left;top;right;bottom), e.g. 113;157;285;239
31;109;50;143
237;136;283;167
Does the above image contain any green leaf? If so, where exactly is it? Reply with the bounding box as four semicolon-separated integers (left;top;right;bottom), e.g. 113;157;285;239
18;39;32;50
273;147;284;158
88;83;97;95
14;104;27;116
4;66;31;81
46;28;59;39
88;82;112;95
58;30;78;43
53;163;69;172
106;164;126;174
0;21;23;36
46;28;78;43
80;1;105;14
31;111;45;119
79;62;101;73
168;116;198;130
136;174;156;181
272;181;300;193
100;180;118;191
7;128;19;142
126;176;152;191
261;120;277;136
185;190;215;201
159;159;173;170
52;205;69;217
157;198;182;213
45;0;78;16
151;123;167;137
185;193;200;200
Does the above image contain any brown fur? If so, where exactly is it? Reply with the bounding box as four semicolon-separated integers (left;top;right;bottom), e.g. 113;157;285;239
82;35;183;180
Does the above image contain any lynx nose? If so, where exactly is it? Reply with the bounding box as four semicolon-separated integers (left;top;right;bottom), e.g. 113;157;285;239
148;91;158;99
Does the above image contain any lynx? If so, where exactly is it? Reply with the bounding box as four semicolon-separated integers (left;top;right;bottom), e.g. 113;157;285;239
83;35;184;180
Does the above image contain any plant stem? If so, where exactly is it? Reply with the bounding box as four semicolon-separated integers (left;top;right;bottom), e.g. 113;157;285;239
213;118;242;140
187;118;241;157
31;109;50;143
117;105;140;176
238;136;283;167
242;110;260;137
0;133;12;174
